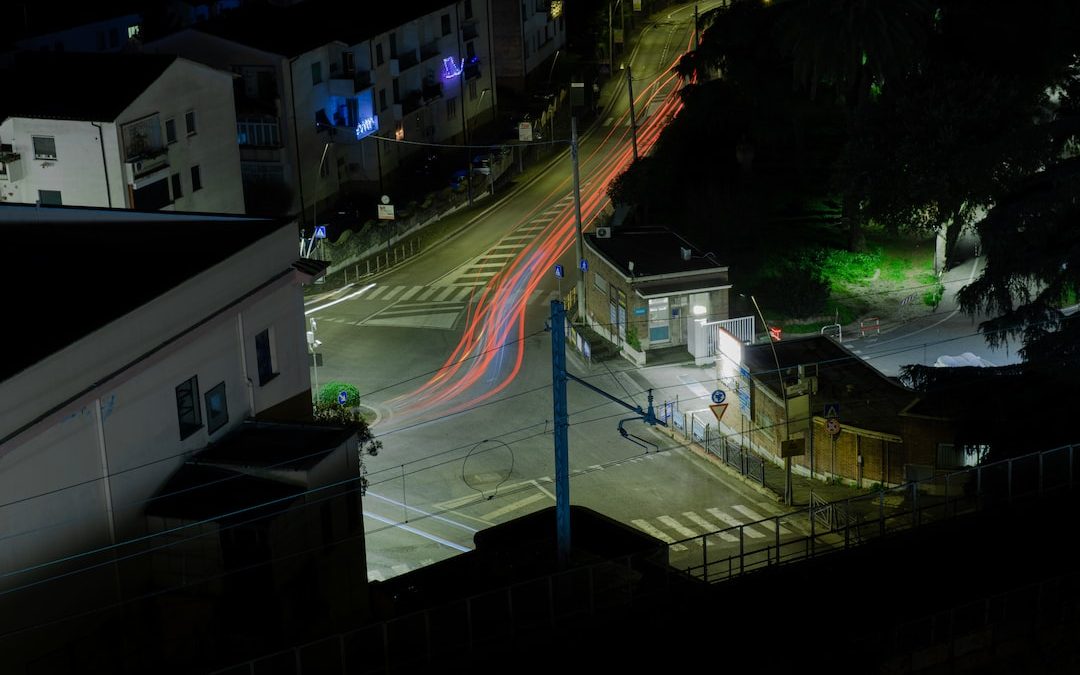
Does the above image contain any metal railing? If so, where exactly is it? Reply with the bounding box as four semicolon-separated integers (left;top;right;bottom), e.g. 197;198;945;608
669;444;1078;584
667;402;765;487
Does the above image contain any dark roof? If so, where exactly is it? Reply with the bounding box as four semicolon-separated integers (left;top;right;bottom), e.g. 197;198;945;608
0;51;177;122
145;463;303;522
744;335;922;435
196;420;356;472
196;0;455;57
586;226;727;280
1;203;287;383
1;2;142;47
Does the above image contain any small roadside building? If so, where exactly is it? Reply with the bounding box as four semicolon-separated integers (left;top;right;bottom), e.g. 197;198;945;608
712;335;957;488
581;226;733;366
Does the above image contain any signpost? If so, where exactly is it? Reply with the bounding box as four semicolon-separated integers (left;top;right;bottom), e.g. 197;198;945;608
709;403;727;422
518;122;534;142
711;389;726;405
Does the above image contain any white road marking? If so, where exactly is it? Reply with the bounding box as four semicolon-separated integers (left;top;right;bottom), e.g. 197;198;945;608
657;515;700;540
732;505;791;534
363;511;472;552
682;511;739;542
707;507;765;539
631;519;687;551
480;492;548;520
396;286;422;301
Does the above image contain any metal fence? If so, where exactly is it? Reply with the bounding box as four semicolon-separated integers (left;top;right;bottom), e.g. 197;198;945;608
669;444;1079;584
665;401;765;488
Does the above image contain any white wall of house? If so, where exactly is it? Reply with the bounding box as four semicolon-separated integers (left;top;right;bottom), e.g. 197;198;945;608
0;58;244;213
120;58;245;213
0;218;309;604
0;117;124;207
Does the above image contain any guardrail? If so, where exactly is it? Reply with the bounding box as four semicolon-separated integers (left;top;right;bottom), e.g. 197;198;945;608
669;443;1078;584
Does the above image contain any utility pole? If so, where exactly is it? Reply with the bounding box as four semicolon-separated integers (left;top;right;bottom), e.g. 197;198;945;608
571;117;586;324
626;66;639;161
551;300;571;567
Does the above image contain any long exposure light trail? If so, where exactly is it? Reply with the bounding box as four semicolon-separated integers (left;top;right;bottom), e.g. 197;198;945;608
388;40;694;425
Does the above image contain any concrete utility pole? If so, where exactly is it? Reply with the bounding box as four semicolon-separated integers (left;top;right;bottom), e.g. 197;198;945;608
571;117;586;323
626;66;639;161
549;299;666;567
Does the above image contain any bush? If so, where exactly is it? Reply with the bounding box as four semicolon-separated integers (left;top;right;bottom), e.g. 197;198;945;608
756;264;830;319
318;381;361;407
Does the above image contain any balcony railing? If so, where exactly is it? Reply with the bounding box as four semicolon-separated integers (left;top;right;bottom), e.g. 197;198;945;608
402;90;424;114
419;40;440;63
422;80;443;101
397;48;420;71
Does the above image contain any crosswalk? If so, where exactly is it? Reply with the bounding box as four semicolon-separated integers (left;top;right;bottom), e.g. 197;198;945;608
631;503;794;551
315;286;556;329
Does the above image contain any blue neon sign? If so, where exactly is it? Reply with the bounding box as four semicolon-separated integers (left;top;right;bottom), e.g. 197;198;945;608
442;57;464;80
355;116;377;139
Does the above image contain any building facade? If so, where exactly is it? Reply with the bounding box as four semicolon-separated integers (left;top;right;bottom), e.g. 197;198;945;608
490;0;566;92
0;52;244;213
144;0;497;221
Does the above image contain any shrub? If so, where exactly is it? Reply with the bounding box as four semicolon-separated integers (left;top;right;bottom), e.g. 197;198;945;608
318;381;361;407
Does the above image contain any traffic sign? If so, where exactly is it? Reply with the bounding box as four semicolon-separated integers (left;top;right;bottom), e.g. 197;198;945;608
781;438;806;457
709;403;728;422
338;390;349;405
824;402;840;419
377;203;394;220
711;389;726;405
554;263;564;278
580;259;589;272
314;225;327;239
825;418;841;436
768;326;782;341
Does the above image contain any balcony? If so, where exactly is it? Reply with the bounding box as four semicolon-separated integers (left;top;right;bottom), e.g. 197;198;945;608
462;23;478;42
353;70;372;89
402;90;424;114
124;150;170;184
397;48;420;71
0;145;22;181
420;40;441;63
464;62;481;81
422;79;443;102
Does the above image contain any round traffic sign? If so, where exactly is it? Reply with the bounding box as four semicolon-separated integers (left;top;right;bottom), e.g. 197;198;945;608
711;389;726;405
338;390;349;405
826;418;841;436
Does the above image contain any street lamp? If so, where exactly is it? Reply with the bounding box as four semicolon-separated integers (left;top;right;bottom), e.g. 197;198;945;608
307;317;322;404
743;293;793;505
309;140;333;257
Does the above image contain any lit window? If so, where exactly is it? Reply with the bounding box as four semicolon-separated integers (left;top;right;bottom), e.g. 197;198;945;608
205;381;229;434
127;24;140;40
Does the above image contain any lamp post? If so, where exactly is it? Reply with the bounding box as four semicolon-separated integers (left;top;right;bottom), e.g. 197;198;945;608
608;0;624;71
307;318;322;404
744;293;792;505
309;140;333;256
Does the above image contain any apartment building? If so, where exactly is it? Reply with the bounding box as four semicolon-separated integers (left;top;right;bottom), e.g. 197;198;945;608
0;51;244;213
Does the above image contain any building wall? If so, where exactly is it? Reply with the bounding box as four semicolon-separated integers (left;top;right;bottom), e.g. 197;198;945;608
0;223;309;600
0;117;124;207
490;0;565;91
13;14;142;54
121;58;245;213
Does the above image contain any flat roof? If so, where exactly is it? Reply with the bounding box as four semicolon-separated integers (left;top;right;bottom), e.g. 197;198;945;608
145;463;303;522
743;335;923;435
196;421;356;472
586;226;727;280
0;203;287;383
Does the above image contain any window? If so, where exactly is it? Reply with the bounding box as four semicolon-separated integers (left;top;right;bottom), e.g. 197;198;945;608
204;381;229;434
190;165;202;191
171;173;182;199
184;110;197;135
594;273;608;293
392;78;400;104
389;33;397;59
37;190;62;206
236;116;280;147
466;40;476;60
441;13;451;36
255;328;278;385
32;136;57;160
469;79;477;100
165;118;176;144
446;97;457;121
378;88;387;111
311;61;322;85
127;24;140;40
175;375;202;439
375;43;384;66
133;177;170;209
465;0;473;19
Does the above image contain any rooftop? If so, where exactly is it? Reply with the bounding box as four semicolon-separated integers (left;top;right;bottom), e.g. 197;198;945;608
0;203;287;383
145;462;303;522
196;420;357;472
585;226;727;281
0;51;177;122
196;0;457;58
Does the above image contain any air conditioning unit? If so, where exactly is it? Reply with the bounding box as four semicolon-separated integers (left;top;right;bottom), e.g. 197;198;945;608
680;246;692;261
596;226;611;239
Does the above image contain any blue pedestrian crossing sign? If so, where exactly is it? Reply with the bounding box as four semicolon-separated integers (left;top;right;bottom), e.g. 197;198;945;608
580;259;589;272
824;402;840;418
711;389;726;404
314;225;327;239
338;390;349;405
554;263;564;278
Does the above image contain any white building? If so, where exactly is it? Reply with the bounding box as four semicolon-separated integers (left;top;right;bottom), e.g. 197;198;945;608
144;0;497;221
0;51;244;214
0;203;365;669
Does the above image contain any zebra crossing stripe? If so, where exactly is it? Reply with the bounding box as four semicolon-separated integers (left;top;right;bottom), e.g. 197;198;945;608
381;286;405;300
631;519;688;551
682;512;739;543
366;286;387;299
452;287;475;302
657;515;701;544
432;287;456;301
707;507;766;539
731;505;791;535
396;286;423;301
